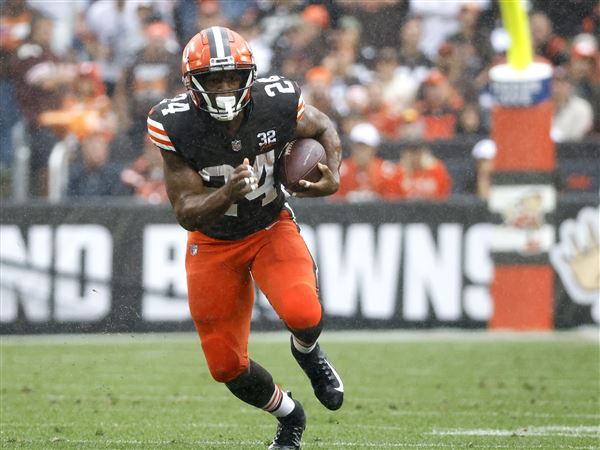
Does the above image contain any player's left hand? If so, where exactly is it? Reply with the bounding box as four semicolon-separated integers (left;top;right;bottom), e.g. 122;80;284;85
293;163;339;198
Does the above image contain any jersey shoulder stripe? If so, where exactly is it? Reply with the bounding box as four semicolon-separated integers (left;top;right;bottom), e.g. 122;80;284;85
147;112;175;151
297;93;305;123
147;93;197;153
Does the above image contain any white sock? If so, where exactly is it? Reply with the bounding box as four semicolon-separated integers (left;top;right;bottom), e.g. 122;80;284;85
262;385;295;418
292;335;317;354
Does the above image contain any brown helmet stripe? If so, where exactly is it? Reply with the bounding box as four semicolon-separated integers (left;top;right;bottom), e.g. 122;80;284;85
208;26;231;59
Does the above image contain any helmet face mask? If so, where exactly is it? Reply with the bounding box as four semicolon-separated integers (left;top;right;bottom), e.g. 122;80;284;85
187;69;254;121
182;27;256;121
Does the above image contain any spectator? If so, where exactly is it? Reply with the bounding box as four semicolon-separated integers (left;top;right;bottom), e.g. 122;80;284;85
340;0;408;65
409;0;489;59
551;66;594;142
302;66;340;126
27;0;88;58
530;10;569;66
113;21;181;151
218;0;257;27
272;6;330;81
10;13;77;196
416;69;464;141
67;132;125;197
238;8;273;77
362;48;419;140
84;0;151;95
568;35;600;133
442;5;488;101
383;140;452;200
322;45;372;116
362;80;397;139
196;0;233;31
0;0;32;51
533;0;596;38
322;16;371;117
3;0;595;203
256;0;304;50
368;90;424;141
456;103;486;136
173;0;199;45
447;2;494;68
396;108;426;142
120;136;167;204
580;0;600;36
333;15;362;56
0;0;32;169
375;47;419;111
339;84;370;131
395;16;433;93
465;138;496;200
333;122;392;202
38;62;117;142
435;39;484;102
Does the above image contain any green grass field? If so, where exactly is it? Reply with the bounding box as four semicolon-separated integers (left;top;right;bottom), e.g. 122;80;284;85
1;331;599;449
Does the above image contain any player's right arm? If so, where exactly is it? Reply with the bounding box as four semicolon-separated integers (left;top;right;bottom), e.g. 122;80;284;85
161;151;256;231
147;102;256;231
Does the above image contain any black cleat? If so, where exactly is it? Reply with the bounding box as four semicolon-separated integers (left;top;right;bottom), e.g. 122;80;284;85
291;338;344;410
268;395;306;450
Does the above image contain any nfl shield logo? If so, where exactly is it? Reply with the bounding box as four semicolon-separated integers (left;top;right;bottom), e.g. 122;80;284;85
190;244;198;256
231;140;242;152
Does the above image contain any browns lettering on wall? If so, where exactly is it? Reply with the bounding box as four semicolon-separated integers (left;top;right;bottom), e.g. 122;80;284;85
0;199;597;333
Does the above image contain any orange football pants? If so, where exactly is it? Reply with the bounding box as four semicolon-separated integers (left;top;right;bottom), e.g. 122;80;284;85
185;210;322;383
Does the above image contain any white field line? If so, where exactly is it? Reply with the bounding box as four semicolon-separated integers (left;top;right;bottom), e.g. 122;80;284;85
430;425;600;438
1;438;599;449
1;328;598;345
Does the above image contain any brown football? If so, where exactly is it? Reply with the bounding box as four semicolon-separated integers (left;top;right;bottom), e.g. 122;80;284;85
278;138;327;192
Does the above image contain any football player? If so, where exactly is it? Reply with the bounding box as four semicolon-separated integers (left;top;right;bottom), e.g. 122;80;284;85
147;26;343;450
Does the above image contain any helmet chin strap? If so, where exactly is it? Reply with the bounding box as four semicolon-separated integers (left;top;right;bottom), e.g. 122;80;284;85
214;96;237;121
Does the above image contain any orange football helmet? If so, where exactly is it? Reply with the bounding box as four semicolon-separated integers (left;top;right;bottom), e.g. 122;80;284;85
182;26;256;121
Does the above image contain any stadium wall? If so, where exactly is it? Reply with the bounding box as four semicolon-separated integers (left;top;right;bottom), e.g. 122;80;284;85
1;197;597;334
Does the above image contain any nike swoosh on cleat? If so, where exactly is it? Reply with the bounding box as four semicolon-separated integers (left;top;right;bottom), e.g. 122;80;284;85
325;360;344;393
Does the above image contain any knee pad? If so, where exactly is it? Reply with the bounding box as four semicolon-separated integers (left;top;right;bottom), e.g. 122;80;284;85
201;335;248;383
279;282;322;330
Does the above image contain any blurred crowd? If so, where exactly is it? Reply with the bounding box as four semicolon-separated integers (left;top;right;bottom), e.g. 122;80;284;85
1;0;599;202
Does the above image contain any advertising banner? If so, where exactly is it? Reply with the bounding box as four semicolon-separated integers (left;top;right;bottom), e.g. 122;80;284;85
1;198;597;333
